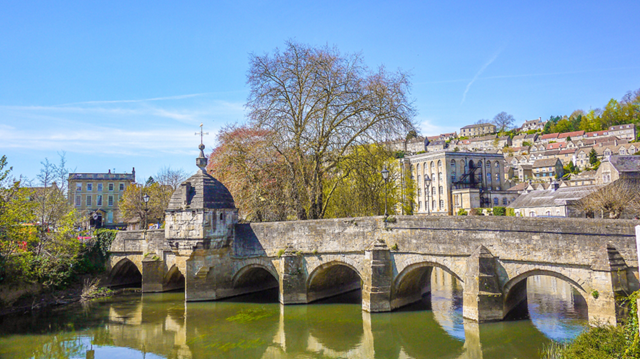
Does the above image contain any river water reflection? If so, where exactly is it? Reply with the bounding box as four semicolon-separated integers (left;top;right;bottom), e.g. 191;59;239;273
0;270;588;358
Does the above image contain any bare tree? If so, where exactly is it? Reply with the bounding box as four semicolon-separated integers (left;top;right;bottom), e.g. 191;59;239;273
492;112;515;132
575;179;640;219
155;166;189;191
247;41;416;219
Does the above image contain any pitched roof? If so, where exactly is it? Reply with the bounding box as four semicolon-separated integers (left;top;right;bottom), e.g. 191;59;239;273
558;130;585;139
533;158;560;168
540;133;559;140
509;185;601;209
461;123;494;129
607;155;640;173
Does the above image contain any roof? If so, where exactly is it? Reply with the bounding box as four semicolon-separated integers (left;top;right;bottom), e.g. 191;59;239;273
585;130;609;138
523;118;542;125
540;133;559;140
607;155;640;173
533;158;560;168
509;185;601;209
69;172;135;181
546;142;566;150
167;170;236;211
558;130;585;139
609;124;636;131
559;149;577;155
461;123;494;129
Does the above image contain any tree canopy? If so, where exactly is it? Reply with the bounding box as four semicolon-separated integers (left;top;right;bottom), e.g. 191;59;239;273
246;41;416;219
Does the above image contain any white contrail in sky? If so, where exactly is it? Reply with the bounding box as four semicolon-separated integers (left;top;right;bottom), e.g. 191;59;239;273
460;48;504;105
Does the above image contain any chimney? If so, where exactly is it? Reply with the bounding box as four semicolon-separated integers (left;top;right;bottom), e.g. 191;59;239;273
108;169;111;174
132;167;136;180
551;180;559;191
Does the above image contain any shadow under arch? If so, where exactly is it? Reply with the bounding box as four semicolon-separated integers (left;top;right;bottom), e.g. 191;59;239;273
307;260;362;303
391;261;463;310
229;263;279;300
109;258;142;287
163;264;185;291
503;269;588;320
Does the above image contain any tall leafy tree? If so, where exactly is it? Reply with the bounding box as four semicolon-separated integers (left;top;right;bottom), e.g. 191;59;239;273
247;41;416;219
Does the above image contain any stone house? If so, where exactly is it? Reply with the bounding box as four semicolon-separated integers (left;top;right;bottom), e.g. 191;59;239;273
532;158;563;179
68;168;136;227
608;124;637;141
563;170;596;187
508;183;600;217
520;117;546;132
557;149;577;166
595;155;640;185
426;140;448;152
574;148;594;170
460;123;496;137
539;133;559;143
512;133;537;147
557;130;585;142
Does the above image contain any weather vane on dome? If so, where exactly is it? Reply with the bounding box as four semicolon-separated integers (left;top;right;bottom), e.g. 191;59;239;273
195;123;209;171
195;123;209;145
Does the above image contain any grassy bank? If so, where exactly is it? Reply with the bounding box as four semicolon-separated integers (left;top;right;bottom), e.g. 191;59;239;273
542;291;640;359
0;229;117;313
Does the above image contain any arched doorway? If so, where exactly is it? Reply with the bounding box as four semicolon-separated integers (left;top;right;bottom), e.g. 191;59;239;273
307;262;362;304
109;258;142;287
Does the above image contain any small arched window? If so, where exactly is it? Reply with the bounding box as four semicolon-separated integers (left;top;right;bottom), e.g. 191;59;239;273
502;198;508;205
493;198;499;206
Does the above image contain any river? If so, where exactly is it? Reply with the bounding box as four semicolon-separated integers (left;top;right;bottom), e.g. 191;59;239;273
0;269;588;358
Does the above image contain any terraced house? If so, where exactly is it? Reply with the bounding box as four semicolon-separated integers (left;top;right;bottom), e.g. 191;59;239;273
67;168;136;229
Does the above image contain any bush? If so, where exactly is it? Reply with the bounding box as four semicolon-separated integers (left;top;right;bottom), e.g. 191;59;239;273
492;207;506;216
469;208;482;216
457;208;468;216
506;208;515;216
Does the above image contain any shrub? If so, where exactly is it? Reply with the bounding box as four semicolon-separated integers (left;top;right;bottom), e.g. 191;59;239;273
492;207;506;216
469;208;482;216
506;208;515;216
457;208;468;216
276;249;285;258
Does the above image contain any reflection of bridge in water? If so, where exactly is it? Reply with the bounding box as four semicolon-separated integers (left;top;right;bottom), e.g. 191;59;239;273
99;270;586;359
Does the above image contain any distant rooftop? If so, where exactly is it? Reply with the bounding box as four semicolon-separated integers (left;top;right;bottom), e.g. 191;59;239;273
69;169;135;181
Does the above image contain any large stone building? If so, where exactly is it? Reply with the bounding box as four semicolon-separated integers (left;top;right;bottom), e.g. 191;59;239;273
408;151;518;214
608;124;637;141
595;155;640;185
68;168;136;228
459;123;496;137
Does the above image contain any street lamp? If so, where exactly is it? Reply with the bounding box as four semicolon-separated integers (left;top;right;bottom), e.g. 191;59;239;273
381;165;389;218
424;174;432;215
142;193;150;230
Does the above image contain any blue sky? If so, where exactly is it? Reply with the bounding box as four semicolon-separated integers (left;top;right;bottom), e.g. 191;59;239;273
1;1;639;182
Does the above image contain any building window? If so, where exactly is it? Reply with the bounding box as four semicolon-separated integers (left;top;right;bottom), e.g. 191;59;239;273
487;172;492;182
503;198;508;205
493;198;498;206
76;183;82;192
108;195;114;206
439;200;444;209
432;187;436;196
432;200;436;210
75;195;81;206
97;195;102;206
529;211;535;217
546;211;551;216
107;211;113;223
120;183;125;191
438;172;443;182
495;173;500;181
439;186;443;195
87;183;93;191
109;183;114;191
97;183;103;192
86;195;92;206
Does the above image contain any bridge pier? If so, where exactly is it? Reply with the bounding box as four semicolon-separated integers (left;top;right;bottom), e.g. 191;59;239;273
279;251;308;304
588;244;630;325
362;242;393;312
462;245;504;322
141;258;165;292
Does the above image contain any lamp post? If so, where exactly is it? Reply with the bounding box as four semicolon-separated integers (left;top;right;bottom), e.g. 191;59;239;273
381;165;389;218
142;193;150;230
424;174;432;215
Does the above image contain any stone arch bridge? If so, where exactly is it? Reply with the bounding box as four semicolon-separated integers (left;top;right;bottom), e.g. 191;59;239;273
108;216;638;325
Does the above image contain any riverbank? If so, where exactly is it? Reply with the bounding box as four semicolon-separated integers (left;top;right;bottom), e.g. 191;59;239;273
0;277;139;317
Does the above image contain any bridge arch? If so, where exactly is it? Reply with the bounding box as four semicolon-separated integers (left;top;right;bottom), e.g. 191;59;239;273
163;264;185;291
307;260;362;303
392;261;463;310
109;257;142;286
502;268;588;320
232;263;279;288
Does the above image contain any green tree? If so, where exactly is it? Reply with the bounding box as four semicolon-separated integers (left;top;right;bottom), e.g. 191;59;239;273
247;41;416;219
589;148;599;165
120;182;173;227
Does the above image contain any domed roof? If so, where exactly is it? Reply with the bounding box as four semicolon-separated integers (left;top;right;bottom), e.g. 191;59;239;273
166;141;235;211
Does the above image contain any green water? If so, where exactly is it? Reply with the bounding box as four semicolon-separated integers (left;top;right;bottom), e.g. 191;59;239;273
0;272;587;358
